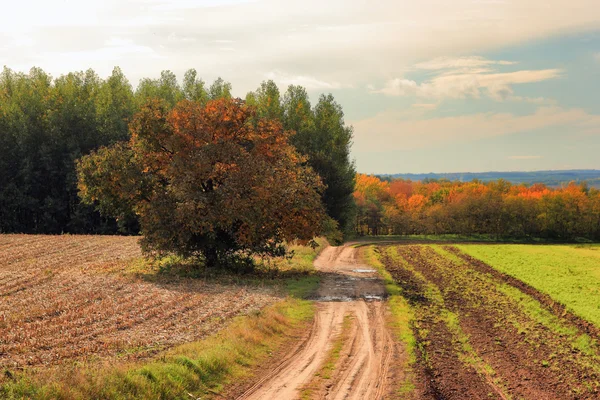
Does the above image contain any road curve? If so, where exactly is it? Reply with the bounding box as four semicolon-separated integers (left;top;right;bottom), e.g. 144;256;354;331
237;245;401;400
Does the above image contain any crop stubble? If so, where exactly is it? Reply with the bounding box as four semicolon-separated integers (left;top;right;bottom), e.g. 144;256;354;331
0;235;278;368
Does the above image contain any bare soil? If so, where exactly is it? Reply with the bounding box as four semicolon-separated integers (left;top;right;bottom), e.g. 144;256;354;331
386;244;600;400
236;245;402;400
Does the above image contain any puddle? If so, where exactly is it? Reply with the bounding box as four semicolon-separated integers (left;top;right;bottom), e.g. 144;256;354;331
363;294;385;301
313;294;387;302
352;269;376;273
315;295;355;302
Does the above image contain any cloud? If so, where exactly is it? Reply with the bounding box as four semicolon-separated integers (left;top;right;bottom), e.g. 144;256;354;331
508;155;543;159
411;103;438;110
265;70;348;90
371;56;562;101
351;106;600;151
414;56;517;71
0;0;598;91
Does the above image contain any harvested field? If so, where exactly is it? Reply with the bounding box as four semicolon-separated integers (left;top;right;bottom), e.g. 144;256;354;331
380;244;600;400
0;234;279;368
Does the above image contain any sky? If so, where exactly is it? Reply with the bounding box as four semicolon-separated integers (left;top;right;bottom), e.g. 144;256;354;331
1;0;600;174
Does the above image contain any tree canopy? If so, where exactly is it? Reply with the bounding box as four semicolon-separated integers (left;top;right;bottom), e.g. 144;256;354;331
0;68;355;239
247;81;356;239
77;98;325;269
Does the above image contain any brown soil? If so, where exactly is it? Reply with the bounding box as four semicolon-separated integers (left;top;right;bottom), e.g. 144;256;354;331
443;245;600;340
387;244;600;400
236;245;402;400
380;248;504;400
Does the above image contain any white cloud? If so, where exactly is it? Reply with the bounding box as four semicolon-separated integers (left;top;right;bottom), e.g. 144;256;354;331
414;56;517;71
0;0;598;91
375;79;419;96
508;155;543;159
411;103;438;110
265;70;348;90
351;106;600;151
372;55;562;102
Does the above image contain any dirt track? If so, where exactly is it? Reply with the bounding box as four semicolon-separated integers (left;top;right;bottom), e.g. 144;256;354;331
237;245;401;400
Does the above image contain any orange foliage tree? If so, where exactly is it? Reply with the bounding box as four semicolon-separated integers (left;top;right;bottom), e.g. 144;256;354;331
77;98;325;269
353;174;600;240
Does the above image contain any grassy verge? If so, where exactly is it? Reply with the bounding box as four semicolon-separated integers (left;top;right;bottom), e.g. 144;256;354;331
352;234;598;244
0;239;328;400
362;246;416;397
300;315;353;400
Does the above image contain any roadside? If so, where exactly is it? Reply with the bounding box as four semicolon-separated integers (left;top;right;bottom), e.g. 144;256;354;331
0;237;325;400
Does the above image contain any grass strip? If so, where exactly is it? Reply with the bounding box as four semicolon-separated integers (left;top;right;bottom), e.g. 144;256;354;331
456;243;600;327
363;246;417;397
300;314;353;400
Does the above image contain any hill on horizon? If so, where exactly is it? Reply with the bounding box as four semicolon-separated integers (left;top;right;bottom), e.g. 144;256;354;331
381;169;600;187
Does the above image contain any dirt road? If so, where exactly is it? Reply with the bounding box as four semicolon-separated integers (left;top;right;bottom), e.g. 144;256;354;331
237;245;401;400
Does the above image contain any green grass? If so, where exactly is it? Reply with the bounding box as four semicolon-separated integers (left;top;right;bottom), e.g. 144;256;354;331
353;234;598;244
363;246;417;397
457;244;600;328
0;240;327;400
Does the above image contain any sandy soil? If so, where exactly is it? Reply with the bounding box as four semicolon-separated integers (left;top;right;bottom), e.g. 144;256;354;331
236;245;401;400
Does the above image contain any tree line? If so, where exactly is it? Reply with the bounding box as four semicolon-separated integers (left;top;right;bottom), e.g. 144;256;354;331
354;174;600;241
0;67;355;241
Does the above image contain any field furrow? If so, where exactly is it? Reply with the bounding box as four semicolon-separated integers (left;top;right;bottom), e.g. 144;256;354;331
383;244;600;399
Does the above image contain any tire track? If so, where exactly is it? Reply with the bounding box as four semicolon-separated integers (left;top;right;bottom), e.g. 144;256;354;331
237;245;401;400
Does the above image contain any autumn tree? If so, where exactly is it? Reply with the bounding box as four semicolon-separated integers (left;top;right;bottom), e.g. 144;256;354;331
77;98;325;269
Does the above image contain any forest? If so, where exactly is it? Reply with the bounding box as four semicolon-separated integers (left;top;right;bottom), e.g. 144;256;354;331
354;174;600;240
0;67;355;240
3;66;600;246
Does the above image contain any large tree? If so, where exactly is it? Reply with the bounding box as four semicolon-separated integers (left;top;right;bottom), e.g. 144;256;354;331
77;98;325;269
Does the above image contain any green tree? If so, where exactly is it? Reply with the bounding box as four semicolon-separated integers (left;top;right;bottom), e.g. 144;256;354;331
183;69;209;103
208;77;232;100
246;80;283;120
300;94;356;235
136;70;184;107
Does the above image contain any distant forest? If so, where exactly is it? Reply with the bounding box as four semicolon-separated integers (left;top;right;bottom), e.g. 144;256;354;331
384;170;600;188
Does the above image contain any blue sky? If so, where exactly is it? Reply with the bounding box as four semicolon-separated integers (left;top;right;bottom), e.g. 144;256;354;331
1;0;599;174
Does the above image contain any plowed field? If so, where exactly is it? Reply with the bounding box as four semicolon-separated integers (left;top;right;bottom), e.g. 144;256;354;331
380;244;600;400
